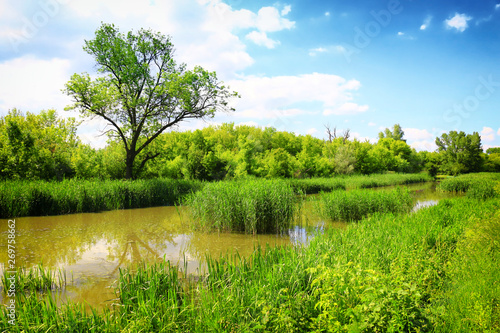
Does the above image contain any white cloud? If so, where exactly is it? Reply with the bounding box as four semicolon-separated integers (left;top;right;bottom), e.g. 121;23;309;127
281;5;291;16
497;128;500;135
351;131;376;143
420;16;432;30
307;128;318;135
228;73;366;119
397;32;415;40
77;117;111;149
481;126;495;142
445;13;472;32
476;15;493;25
309;47;327;56
324;103;369;115
255;6;294;32
237;121;259;127
411;140;438;152
246;31;279;49
404;128;434;141
496;4;500;10
308;45;346;56
368;122;376;126
0;56;72;115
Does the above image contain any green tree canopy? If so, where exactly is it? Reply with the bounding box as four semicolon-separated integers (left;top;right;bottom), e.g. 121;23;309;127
486;147;500;154
64;23;238;179
435;130;483;175
378;123;405;142
0;109;79;180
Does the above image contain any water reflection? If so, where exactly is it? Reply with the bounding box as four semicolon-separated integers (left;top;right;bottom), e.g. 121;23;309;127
0;182;458;308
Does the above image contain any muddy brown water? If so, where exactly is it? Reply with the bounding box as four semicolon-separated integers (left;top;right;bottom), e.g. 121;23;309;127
0;182;457;308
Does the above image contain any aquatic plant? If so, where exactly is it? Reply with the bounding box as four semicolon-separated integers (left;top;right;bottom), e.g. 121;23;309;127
318;187;414;222
0;178;203;218
186;179;299;234
438;172;500;199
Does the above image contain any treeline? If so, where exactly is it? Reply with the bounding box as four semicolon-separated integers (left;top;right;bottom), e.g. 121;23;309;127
1;109;499;181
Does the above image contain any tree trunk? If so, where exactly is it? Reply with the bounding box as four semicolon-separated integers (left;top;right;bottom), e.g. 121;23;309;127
125;150;136;180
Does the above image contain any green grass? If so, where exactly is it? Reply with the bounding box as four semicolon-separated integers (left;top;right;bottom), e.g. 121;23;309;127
344;173;432;189
1;196;499;332
437;172;500;199
289;173;432;194
318;187;414;222
1;264;67;294
288;178;346;194
0;178;203;218
186;179;299;234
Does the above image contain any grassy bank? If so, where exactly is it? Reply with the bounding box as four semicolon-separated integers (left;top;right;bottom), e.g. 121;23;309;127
344;172;432;189
2;193;499;332
437;172;500;199
0;178;203;218
289;173;432;194
318;187;413;221
0;173;431;218
186;179;299;234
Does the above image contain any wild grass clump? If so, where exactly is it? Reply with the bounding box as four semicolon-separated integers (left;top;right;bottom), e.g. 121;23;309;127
345;173;432;189
319;187;413;221
438;172;500;200
0;178;203;218
1;265;67;294
118;261;185;315
437;177;473;193
287;173;431;194
288;178;346;194
186;179;299;234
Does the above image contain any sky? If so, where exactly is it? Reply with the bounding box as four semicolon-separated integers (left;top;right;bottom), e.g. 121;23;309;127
1;0;499;151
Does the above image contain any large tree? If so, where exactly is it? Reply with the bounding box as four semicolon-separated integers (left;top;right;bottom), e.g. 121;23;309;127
64;23;238;179
378;123;405;142
435;130;482;175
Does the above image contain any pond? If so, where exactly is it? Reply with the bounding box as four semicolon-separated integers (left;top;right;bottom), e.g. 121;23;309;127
0;182;457;308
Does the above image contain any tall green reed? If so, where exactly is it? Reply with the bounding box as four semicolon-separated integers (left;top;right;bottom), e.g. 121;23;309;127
186;179;299;234
0;178;203;218
318;187;414;221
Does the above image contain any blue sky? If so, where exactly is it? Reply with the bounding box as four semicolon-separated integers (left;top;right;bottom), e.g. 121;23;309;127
0;0;499;151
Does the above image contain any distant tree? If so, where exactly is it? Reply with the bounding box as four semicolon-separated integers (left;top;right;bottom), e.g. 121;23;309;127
64;23;238;179
486;147;500;154
0;109;78;180
435;131;483;175
334;144;356;175
378;124;405;142
483;153;500;172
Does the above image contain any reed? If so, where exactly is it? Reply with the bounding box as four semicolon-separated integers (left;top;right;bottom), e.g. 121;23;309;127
345;173;432;189
1;264;66;294
288;178;346;194
438;172;500;199
318;187;414;221
186;179;299;234
0;178;203;218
